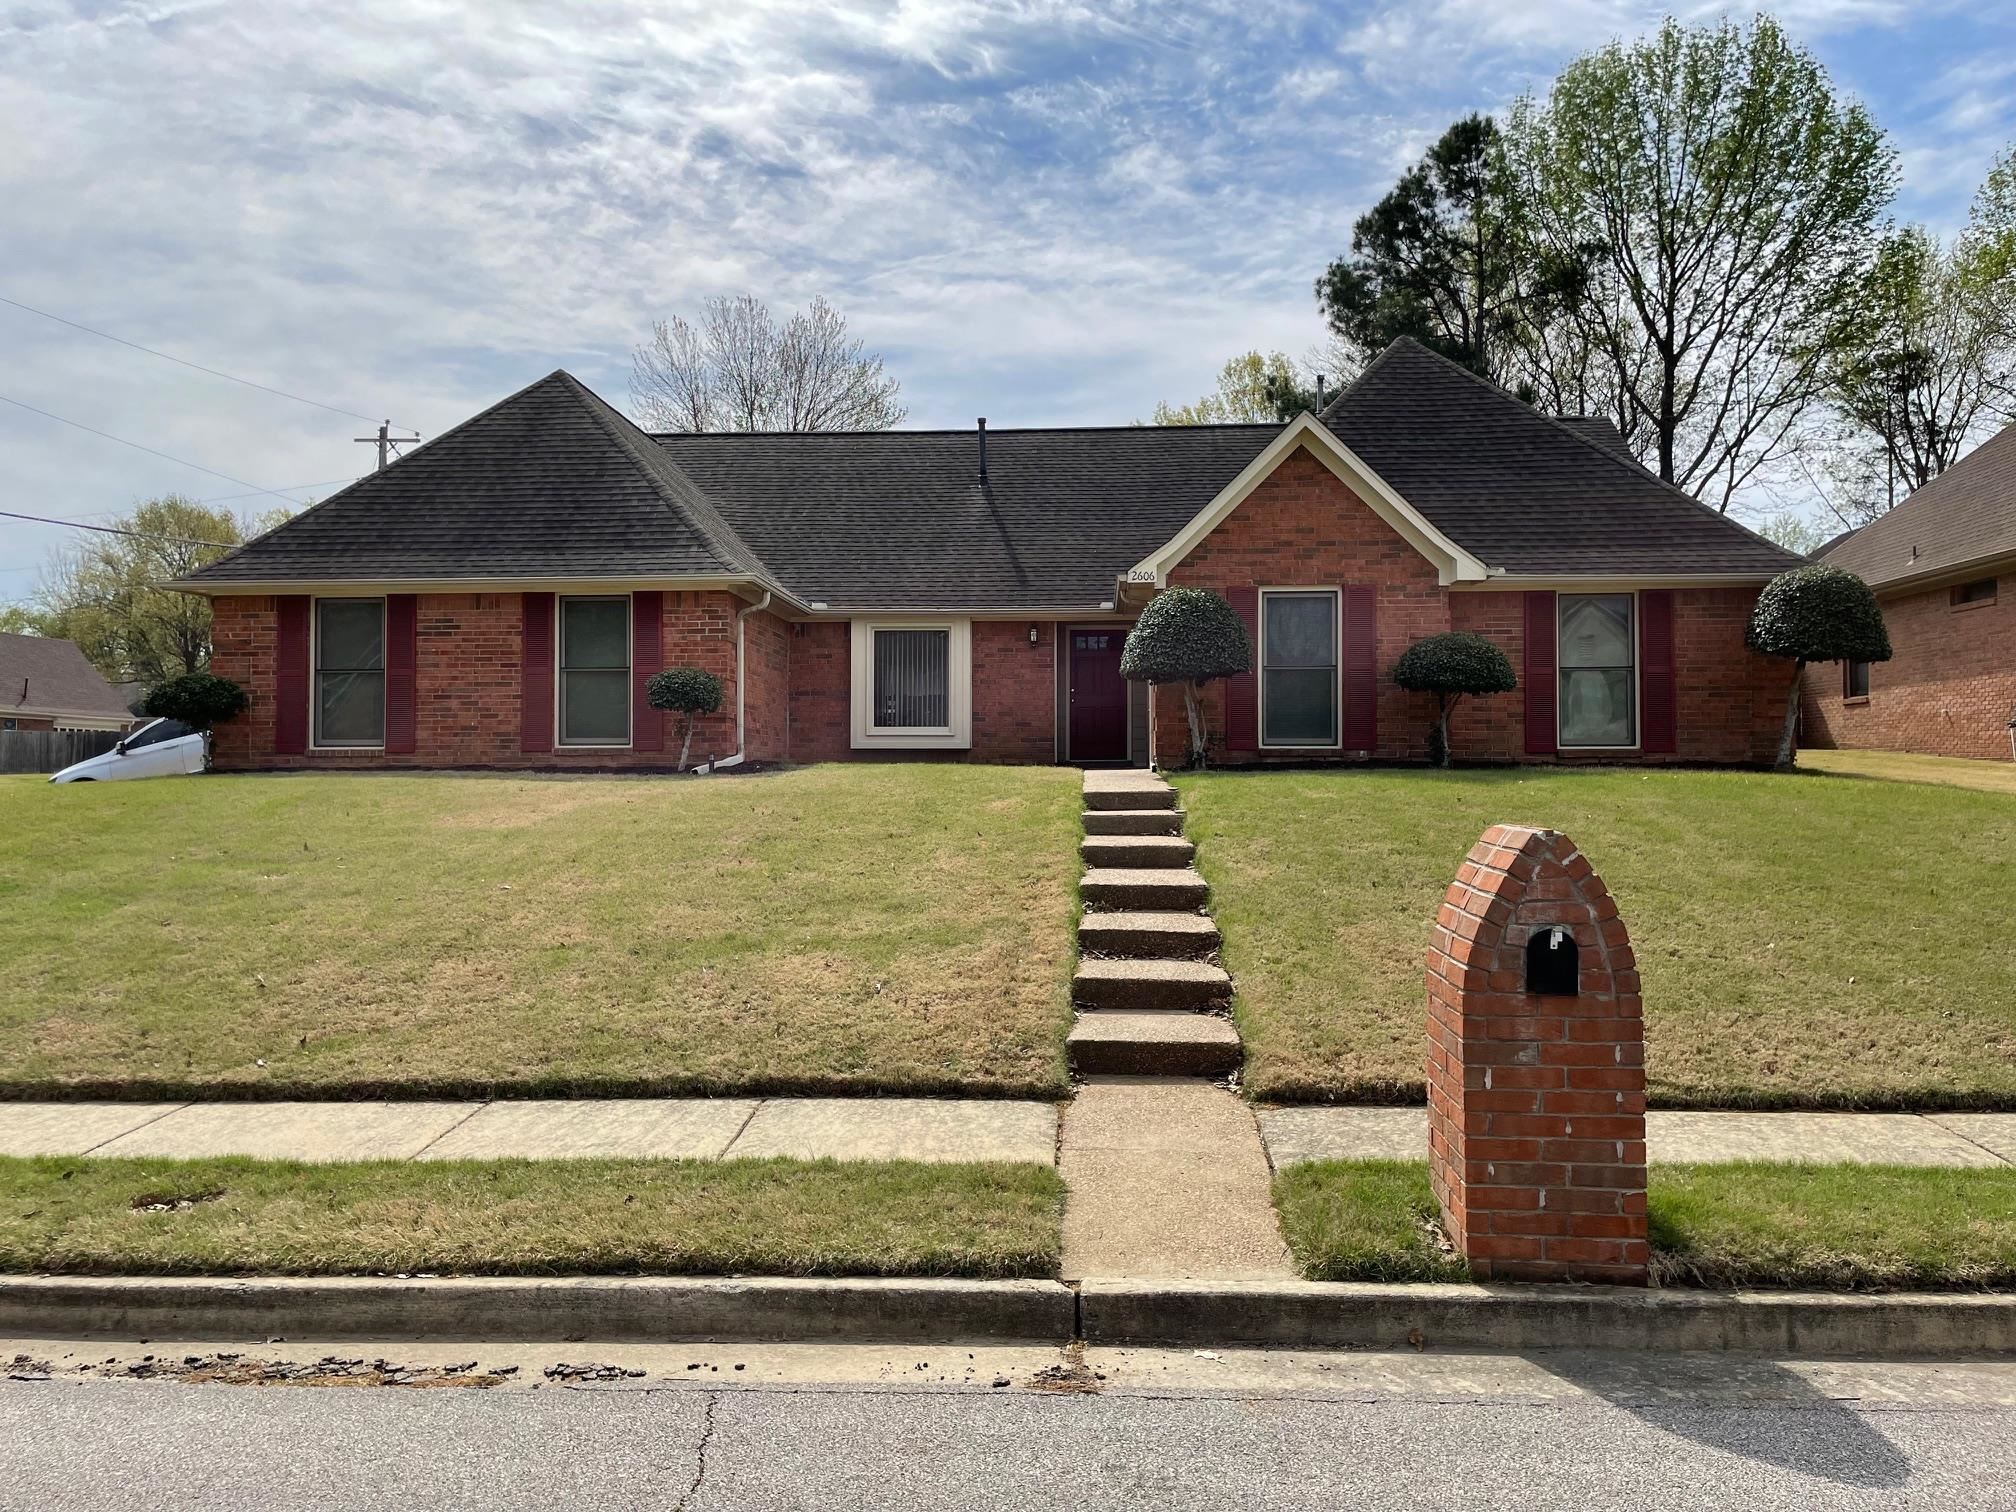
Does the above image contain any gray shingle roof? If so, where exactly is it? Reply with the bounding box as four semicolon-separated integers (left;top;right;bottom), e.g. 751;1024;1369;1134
186;371;774;587
1822;420;2016;589
182;338;1801;607
0;633;134;720
1321;340;1803;577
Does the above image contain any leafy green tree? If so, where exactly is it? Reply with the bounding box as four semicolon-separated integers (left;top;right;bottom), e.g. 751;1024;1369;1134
647;666;724;772
30;497;265;687
1152;351;1321;425
1317;114;1578;389
1753;510;1833;557
0;604;48;636
1393;632;1517;767
141;671;248;733
1507;17;1896;511
1119;588;1252;768
1747;565;1891;771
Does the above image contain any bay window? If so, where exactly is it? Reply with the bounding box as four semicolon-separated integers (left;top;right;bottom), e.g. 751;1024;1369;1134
314;597;385;747
1558;594;1636;748
1260;589;1340;747
559;595;631;746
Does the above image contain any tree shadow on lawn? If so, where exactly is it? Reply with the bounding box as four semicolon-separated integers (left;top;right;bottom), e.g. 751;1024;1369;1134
1525;1348;1911;1490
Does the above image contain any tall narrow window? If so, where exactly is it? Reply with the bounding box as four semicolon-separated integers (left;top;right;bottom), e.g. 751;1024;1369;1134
873;628;950;730
1844;660;1871;699
559;596;631;745
314;598;385;747
1261;590;1339;747
1558;594;1636;748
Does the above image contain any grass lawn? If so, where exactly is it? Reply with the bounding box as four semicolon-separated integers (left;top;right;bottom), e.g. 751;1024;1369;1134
1799;747;2016;797
0;765;1079;1099
1273;1158;2016;1290
0;1155;1065;1278
1177;767;2016;1109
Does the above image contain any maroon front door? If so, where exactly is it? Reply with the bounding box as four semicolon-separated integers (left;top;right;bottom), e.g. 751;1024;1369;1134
1068;628;1128;763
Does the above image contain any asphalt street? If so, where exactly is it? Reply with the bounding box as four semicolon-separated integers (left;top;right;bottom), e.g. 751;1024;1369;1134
3;1343;2014;1509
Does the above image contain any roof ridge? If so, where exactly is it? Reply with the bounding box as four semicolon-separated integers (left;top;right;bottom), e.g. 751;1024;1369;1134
1358;337;1801;568
556;374;781;589
650;421;1286;439
1318;338;1408;424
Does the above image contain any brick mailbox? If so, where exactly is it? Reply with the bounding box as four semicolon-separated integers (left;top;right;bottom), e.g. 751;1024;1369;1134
1425;824;1648;1285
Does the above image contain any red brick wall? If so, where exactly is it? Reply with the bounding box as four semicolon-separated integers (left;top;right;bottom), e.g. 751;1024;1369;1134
3;716;57;731
211;590;748;770
1801;574;2016;761
971;620;1058;763
787;621;851;763
1426;824;1648;1285
741;607;792;763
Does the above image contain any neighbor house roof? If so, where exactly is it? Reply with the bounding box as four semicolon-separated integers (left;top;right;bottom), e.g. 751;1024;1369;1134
181;338;1800;609
0;632;135;724
1822;420;2016;590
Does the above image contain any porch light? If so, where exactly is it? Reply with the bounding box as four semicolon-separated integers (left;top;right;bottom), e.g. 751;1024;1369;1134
1029;625;1039;645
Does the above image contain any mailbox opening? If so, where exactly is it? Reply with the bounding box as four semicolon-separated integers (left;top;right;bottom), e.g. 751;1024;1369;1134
1525;926;1580;995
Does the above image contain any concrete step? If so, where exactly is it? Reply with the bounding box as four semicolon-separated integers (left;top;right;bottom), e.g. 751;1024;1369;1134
1082;771;1176;811
1081;808;1185;837
1068;1012;1243;1077
1081;834;1195;870
1074;957;1232;1011
1078;910;1220;960
1081;868;1209;911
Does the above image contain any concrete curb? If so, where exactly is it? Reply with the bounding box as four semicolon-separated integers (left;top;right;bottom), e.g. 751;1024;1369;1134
1078;1279;2016;1357
0;1276;1075;1345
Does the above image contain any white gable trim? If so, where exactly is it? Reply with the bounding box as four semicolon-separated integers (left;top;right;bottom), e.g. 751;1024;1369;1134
1123;411;1490;589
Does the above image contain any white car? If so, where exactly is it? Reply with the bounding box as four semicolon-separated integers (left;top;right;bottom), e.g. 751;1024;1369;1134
49;718;207;783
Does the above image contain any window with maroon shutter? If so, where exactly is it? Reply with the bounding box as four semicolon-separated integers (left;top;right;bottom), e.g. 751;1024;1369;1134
1224;587;1259;750
520;592;555;753
313;598;387;747
385;594;418;755
1522;591;1557;756
1639;590;1676;754
632;591;665;753
274;595;311;755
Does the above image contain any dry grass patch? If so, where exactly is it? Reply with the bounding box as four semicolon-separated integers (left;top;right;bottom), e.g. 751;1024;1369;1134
0;765;1080;1098
1178;766;2016;1109
1798;747;2016;796
0;1155;1065;1278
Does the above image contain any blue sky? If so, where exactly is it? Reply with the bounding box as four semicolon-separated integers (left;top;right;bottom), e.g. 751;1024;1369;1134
4;0;2013;597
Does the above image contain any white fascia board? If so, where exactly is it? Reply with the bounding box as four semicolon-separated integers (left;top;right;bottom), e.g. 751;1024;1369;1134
1122;412;1490;591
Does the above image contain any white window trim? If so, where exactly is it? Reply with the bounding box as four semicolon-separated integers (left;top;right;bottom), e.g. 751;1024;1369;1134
556;592;634;750
309;594;387;751
1257;587;1343;751
850;619;972;750
1555;590;1642;752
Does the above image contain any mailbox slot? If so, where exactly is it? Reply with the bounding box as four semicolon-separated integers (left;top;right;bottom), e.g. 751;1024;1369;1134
1525;926;1580;996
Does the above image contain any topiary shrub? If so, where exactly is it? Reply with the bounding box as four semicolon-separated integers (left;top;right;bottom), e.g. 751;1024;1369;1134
1747;565;1891;771
1392;632;1517;767
140;671;248;733
1119;587;1252;768
647;666;725;772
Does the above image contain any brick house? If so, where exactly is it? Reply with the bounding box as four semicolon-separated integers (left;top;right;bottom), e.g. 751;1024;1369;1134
179;339;1800;771
1803;421;2016;762
0;632;138;733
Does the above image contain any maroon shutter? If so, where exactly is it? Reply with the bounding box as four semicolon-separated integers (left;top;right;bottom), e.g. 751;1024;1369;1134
1523;591;1558;756
520;592;555;753
384;594;418;754
274;595;310;755
1640;589;1677;754
1341;584;1378;752
632;591;665;753
1224;587;1259;751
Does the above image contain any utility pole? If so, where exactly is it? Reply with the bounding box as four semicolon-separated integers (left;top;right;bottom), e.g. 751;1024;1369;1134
354;420;420;471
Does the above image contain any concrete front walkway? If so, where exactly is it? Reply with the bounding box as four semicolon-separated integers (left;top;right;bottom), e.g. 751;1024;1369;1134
0;1097;1058;1165
1260;1106;2016;1169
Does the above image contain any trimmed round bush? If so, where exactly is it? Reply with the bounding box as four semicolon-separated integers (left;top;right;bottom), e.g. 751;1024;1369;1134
1393;632;1517;767
1120;588;1252;768
139;671;248;732
647;667;725;771
1747;565;1891;771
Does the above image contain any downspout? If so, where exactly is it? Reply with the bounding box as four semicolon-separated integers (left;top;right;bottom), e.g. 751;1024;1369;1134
697;590;772;774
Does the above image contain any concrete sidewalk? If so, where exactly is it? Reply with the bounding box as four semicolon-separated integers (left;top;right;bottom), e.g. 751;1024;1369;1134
1260;1106;2016;1168
0;1097;1058;1165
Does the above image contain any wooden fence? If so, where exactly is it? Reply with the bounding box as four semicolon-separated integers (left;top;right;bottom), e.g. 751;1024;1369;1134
0;728;124;775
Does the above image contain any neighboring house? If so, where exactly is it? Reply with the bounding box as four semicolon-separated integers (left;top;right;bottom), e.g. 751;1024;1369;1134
1803;420;2016;762
0;632;139;732
176;338;1801;772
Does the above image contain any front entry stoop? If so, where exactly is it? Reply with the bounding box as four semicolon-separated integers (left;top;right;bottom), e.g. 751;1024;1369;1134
1062;769;1292;1281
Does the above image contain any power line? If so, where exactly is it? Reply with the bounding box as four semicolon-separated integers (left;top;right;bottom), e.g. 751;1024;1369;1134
0;292;404;428
0;393;308;506
0;510;238;549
